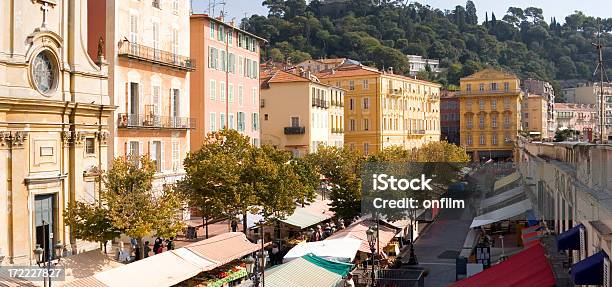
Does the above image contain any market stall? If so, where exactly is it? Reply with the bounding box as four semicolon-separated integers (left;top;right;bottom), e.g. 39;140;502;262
283;238;361;263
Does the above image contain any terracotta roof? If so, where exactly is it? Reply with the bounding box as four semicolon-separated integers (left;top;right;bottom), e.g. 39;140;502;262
461;68;518;81
266;70;311;83
554;103;597;111
316;65;441;86
385;72;442;86
190;14;268;43
318;58;346;64
316;65;381;79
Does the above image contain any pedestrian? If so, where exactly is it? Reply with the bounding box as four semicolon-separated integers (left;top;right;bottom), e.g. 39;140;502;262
271;243;279;265
231;220;238;232
157;240;165;254
144;241;151;258
166;237;175;251
345;273;355;287
134;244;141;261
153;237;161;255
314;225;323;241
130;237;137;256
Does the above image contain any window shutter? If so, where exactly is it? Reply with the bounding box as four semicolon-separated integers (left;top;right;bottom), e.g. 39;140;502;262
138;141;143;158
160;141;165;172
125;82;129;114
169;88;174;119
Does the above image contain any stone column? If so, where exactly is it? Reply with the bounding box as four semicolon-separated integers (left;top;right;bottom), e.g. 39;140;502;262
0;131;11;264
9;131;31;265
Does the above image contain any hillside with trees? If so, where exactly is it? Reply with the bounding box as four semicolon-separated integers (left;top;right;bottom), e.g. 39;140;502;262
241;0;612;101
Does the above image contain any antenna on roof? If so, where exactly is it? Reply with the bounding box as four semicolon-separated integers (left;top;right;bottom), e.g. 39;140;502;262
220;1;227;20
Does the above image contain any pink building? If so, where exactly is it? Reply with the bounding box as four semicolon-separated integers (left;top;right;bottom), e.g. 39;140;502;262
554;103;597;137
190;15;266;151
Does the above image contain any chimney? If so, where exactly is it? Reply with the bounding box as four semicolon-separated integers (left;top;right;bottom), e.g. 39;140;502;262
331;69;336;75
388;67;394;74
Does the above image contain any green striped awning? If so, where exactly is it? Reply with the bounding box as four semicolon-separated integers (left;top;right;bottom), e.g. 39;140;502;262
264;254;353;287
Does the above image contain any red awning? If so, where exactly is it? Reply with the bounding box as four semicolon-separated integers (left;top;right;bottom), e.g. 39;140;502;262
450;243;555;287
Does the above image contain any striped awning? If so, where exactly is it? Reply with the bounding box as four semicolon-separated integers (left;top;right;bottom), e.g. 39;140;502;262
470;199;533;228
279;198;334;229
480;186;524;210
264;255;349;287
185;232;261;268
493;172;520;191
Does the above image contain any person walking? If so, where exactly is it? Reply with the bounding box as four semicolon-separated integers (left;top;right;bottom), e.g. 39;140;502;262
153;237;161;255
144;241;151;258
166;237;175;251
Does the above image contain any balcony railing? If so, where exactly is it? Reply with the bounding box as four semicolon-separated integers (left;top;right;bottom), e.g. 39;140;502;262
118;114;196;130
311;99;330;109
459;89;522;96
411;130;426;135
118;40;195;71
330;100;344;107
331;127;344;134
284;126;306;135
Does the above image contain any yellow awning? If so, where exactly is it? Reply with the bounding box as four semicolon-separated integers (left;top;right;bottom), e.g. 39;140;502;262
493;172;520;191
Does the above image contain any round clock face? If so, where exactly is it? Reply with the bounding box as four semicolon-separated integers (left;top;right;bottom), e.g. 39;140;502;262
32;51;56;94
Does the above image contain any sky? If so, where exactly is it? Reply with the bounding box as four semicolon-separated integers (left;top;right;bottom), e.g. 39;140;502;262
191;0;612;24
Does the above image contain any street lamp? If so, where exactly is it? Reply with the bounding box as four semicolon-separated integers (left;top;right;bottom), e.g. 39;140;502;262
33;220;63;287
366;226;378;287
407;212;419;266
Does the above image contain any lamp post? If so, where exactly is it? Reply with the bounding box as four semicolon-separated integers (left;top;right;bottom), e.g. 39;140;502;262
33;220;63;287
366;226;378;287
260;219;266;287
407;209;418;265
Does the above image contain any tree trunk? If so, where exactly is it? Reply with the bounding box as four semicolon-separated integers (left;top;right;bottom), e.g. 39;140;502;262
137;237;144;260
242;211;248;235
103;240;107;254
205;217;209;239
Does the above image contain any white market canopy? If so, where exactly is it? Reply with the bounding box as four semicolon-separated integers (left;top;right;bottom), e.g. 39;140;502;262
93;249;215;287
470;199;533;228
480;186;524;210
493;172;521;191
64;233;260;287
283;238;361;263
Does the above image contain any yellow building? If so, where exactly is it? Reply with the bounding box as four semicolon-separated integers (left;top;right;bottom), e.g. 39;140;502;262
317;64;441;154
0;1;112;265
522;94;548;139
459;69;523;161
260;69;344;157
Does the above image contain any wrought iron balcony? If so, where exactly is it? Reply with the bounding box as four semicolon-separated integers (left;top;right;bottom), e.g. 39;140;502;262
411;129;426;135
330;100;344;107
118;40;195;71
458;89;522;96
311;98;330;109
331;127;344;134
284;126;306;135
118;114;196;130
